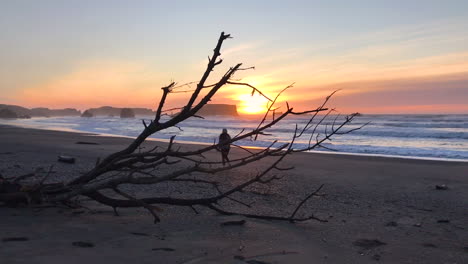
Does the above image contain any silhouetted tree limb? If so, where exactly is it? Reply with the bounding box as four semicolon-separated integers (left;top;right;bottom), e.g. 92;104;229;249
1;32;364;224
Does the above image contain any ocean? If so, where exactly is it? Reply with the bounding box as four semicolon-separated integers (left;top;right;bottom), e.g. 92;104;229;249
1;114;467;161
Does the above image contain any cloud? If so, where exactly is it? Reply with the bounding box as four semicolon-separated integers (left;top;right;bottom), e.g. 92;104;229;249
242;18;468;89
222;42;262;57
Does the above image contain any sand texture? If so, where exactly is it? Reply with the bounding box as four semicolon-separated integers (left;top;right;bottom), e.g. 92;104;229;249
1;125;467;264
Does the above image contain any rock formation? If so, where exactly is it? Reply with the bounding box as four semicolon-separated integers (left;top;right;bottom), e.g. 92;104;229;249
0;108;18;118
31;107;81;117
197;104;238;116
83;106;154;117
0;104;30;117
0;104;81;117
120;108;135;118
81;110;93;118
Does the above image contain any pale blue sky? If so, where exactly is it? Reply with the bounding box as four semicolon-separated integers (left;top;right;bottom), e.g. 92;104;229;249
1;0;467;113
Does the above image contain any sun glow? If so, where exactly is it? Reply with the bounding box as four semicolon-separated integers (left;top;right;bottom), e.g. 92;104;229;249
237;93;269;115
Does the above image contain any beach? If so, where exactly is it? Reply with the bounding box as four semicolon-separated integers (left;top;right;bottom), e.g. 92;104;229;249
0;125;467;264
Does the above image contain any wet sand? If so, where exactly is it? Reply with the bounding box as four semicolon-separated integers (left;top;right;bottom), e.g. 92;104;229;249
0;125;467;263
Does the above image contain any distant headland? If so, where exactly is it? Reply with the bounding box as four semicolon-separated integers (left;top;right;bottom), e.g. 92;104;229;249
0;103;238;118
0;104;80;118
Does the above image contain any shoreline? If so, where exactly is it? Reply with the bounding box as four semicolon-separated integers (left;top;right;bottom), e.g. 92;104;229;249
1;122;467;164
1;124;467;263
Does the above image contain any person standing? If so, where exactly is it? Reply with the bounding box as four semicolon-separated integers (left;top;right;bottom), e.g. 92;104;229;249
218;128;231;166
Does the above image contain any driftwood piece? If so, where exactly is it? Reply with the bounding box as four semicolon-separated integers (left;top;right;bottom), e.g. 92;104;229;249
0;32;363;223
353;239;386;249
72;241;94;248
58;155;76;164
435;184;448;190
221;220;246;226
151;248;175;252
2;237;29;242
75;141;100;145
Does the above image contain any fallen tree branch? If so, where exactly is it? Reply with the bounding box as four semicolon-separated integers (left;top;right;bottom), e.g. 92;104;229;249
0;32;364;224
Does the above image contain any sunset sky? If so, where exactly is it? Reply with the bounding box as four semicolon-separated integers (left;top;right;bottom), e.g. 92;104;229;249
1;0;467;114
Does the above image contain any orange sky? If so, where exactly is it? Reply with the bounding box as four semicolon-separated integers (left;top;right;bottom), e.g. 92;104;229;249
1;1;468;114
14;57;468;115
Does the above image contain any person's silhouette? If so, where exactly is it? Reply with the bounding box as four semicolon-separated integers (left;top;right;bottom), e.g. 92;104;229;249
218;128;231;166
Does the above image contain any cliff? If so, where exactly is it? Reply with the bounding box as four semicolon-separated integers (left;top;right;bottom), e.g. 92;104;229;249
81;110;93;118
84;106;154;116
0;104;80;117
30;107;81;117
0;104;236;118
0;104;30;116
0;108;18;118
197;104;238;116
120;108;135;118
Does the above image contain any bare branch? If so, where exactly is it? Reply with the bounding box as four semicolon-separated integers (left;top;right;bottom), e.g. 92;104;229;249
113;187;162;223
1;32;362;225
289;184;324;221
226;81;273;102
155;82;176;122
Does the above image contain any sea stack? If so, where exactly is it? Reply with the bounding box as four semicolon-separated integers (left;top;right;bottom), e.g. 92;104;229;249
120;108;135;118
81;110;93;118
0;108;18;118
197;104;238;116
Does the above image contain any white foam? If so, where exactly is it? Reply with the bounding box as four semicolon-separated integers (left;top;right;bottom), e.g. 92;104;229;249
1;114;467;161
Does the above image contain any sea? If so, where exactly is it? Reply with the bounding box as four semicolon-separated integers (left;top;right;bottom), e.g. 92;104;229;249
1;114;467;161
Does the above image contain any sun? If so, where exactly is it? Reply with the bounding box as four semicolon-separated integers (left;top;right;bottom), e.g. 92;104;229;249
237;93;269;115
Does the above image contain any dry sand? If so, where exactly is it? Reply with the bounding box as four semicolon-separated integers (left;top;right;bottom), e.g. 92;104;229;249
0;125;467;264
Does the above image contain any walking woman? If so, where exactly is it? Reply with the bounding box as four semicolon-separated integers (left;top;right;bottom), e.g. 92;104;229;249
218;128;231;166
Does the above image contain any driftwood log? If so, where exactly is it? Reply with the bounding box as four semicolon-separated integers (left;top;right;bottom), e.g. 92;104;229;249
0;32;364;223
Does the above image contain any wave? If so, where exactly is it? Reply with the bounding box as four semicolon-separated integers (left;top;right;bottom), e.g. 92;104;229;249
1;114;467;160
146;134;468;160
248;126;468;140
379;122;468;128
315;142;468;160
